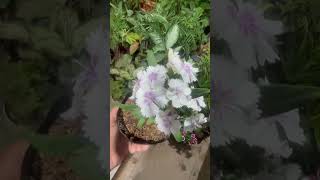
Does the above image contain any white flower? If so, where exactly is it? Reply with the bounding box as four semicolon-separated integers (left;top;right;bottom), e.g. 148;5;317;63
179;61;199;83
130;69;145;100
187;96;206;112
213;0;283;68
155;109;180;135
166;79;192;108
184;113;208;132
142;65;168;89
167;48;199;83
167;48;183;73
136;88;169;118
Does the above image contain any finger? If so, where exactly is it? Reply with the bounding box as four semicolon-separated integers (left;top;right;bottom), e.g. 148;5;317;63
110;107;119;125
128;143;150;153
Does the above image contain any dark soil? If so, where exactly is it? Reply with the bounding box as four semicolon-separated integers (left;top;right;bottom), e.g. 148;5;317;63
118;100;167;144
40;118;83;180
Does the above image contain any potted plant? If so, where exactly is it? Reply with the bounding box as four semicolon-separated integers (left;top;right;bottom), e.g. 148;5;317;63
116;27;210;144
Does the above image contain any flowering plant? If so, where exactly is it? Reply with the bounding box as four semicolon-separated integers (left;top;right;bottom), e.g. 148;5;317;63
118;25;210;144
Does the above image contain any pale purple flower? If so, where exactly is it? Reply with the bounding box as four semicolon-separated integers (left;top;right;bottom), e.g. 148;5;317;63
167;48;199;83
136;88;169;117
166;79;192;108
213;0;283;68
155;109;180;135
187;96;206;112
184;113;207;132
142;65;167;89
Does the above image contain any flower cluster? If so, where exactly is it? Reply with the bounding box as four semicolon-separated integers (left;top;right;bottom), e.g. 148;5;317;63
130;48;208;136
182;131;199;145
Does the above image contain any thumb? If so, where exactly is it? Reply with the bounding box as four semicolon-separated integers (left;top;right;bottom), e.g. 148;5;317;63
128;142;150;154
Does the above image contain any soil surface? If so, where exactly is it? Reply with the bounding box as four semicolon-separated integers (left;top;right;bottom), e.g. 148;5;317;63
40;118;83;180
119;100;166;143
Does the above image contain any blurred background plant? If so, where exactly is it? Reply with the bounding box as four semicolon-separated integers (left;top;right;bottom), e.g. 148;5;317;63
0;0;107;179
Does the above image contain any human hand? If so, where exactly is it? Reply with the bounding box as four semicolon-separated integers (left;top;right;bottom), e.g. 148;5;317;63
109;108;149;170
0;140;30;180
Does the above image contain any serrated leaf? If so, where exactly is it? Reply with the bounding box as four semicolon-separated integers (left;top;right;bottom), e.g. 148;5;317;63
0;23;29;42
149;32;163;45
126;32;141;45
147;50;158;66
166;24;179;49
191;88;210;98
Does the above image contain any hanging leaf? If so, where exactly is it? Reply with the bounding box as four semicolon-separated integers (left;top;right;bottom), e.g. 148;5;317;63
137;118;146;129
146;117;155;125
259;84;320;117
0;23;29;42
26;134;85;156
173;131;183;142
68;146;107;180
147;50;158;66
165;24;179;49
191;88;210;98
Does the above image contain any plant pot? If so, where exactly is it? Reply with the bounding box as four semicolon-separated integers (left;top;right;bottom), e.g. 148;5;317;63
1;104;42;180
117;96;167;144
117;95;211;145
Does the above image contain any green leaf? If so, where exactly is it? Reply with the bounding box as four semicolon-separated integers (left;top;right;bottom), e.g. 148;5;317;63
173;131;183;142
191;88;210;98
150;32;164;45
115;54;132;68
26;134;85;156
147;50;158;66
30;27;71;58
16;0;66;21
259;84;320;117
72;17;105;53
0;23;29;42
137;118;146;129
125;32;141;45
146;117;155;125
166;24;179;49
68;146;106;180
117;104;140;111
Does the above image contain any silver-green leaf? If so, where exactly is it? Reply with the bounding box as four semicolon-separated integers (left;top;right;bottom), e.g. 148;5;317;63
166;24;179;49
